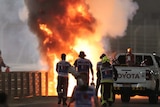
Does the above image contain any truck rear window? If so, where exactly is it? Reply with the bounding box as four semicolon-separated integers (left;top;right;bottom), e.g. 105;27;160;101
117;55;126;65
117;55;153;66
144;55;153;66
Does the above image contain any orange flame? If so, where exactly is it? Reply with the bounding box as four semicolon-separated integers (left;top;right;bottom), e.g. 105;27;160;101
36;1;103;96
25;0;139;97
39;24;53;36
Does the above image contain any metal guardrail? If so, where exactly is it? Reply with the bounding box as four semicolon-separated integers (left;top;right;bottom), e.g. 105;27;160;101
0;72;48;99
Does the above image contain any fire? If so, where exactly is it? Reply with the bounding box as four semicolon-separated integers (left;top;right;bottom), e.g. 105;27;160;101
26;0;103;96
24;0;139;97
39;24;52;36
67;3;89;19
39;22;104;96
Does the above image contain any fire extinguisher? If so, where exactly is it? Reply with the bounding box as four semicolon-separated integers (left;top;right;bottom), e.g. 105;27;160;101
5;66;10;72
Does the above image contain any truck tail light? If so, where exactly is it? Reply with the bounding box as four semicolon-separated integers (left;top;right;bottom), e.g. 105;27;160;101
146;70;152;80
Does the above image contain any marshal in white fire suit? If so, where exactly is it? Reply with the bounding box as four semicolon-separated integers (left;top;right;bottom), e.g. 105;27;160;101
74;51;94;85
56;53;71;105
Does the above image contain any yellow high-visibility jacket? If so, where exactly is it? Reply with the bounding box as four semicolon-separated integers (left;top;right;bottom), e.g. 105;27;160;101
100;66;114;83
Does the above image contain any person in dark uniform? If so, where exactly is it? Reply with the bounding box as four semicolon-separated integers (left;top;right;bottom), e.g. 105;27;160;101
0;50;7;73
100;55;118;107
74;51;94;86
56;53;71;106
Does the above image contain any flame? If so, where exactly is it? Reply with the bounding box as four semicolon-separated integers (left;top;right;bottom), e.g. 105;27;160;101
39;23;104;96
27;0;103;96
39;24;53;36
24;0;139;97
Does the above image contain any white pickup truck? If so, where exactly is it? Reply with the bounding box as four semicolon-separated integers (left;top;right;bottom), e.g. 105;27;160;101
113;53;160;104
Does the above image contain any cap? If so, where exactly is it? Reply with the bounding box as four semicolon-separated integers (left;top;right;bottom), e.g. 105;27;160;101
79;51;86;57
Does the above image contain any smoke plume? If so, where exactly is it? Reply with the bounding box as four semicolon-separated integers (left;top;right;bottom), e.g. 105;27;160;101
25;0;138;66
87;0;138;52
0;0;138;95
0;0;40;71
0;0;138;71
87;0;138;37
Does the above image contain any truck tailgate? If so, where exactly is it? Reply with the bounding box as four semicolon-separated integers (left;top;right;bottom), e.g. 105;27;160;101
115;66;149;83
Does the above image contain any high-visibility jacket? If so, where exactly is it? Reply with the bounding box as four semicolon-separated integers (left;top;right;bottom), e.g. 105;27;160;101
100;66;114;83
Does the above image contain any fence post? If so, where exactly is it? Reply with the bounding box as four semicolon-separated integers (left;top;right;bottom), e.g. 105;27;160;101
4;73;9;96
29;72;33;97
32;72;36;96
39;72;42;96
8;73;11;97
33;72;41;96
46;72;48;96
26;72;30;97
14;72;17;98
20;72;23;98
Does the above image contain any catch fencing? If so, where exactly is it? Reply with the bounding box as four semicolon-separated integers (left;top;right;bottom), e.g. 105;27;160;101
0;72;48;99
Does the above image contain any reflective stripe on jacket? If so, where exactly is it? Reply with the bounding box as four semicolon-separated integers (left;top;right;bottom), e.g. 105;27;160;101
100;66;113;83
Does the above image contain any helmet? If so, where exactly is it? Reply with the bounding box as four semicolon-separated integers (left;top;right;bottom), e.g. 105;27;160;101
102;56;110;63
153;52;156;56
100;53;106;59
127;48;132;53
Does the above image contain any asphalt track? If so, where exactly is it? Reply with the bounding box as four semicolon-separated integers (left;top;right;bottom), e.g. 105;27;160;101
9;96;160;107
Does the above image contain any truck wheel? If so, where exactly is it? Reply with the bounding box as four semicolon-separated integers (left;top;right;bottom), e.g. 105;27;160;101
121;94;130;103
148;91;158;104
